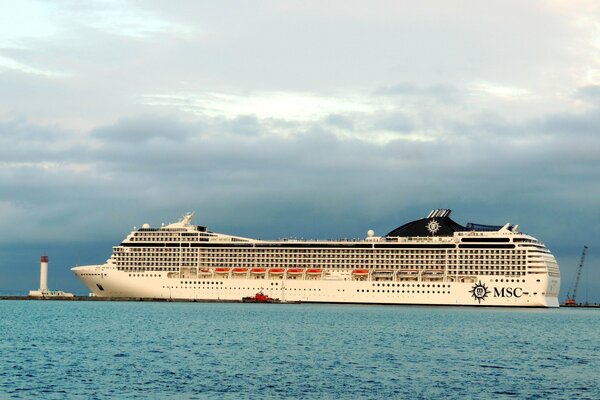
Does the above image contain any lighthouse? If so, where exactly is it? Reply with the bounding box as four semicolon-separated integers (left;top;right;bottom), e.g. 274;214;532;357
28;255;74;298
39;255;48;292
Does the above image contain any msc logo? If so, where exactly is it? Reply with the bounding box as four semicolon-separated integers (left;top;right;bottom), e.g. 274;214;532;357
469;281;490;303
493;287;523;298
470;283;524;303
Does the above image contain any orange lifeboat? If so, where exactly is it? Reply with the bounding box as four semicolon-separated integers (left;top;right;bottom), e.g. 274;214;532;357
269;268;285;275
352;269;369;276
307;268;323;275
251;268;267;274
215;268;230;274
232;268;248;274
287;268;304;275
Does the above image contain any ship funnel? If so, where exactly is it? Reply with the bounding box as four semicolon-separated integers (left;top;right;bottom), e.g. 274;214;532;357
427;209;451;218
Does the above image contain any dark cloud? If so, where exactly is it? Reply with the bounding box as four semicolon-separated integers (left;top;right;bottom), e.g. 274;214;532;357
0;118;86;163
0;118;62;141
221;115;262;136
536;110;600;141
575;85;600;106
91;115;198;143
374;111;415;133
325;114;354;131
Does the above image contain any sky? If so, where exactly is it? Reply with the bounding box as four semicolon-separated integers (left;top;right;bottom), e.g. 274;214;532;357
0;0;599;302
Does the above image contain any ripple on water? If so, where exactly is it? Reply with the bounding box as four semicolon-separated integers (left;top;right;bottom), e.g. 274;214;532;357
0;302;599;399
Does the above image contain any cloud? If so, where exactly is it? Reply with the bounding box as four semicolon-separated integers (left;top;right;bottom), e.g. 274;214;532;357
373;111;415;134
324;114;354;131
141;91;377;122
0;118;85;164
374;83;461;102
469;82;532;99
91;115;199;143
222;115;262;137
575;85;600;106
3;97;598;241
0;54;64;77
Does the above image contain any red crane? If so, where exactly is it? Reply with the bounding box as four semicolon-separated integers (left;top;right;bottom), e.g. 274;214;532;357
564;246;588;306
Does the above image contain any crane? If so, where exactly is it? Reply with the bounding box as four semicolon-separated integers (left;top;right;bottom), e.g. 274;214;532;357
564;246;588;306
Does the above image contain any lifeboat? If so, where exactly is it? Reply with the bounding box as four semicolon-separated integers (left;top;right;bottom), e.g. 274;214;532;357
422;269;444;280
287;268;304;275
373;269;394;276
352;269;369;276
215;268;230;274
422;269;444;275
232;268;248;274
269;268;285;275
251;268;267;274
397;270;419;276
306;268;323;275
198;268;212;275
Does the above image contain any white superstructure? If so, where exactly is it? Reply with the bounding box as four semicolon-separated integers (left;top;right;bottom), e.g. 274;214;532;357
72;209;561;307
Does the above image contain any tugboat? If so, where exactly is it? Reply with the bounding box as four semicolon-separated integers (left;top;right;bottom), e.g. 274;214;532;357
242;291;280;303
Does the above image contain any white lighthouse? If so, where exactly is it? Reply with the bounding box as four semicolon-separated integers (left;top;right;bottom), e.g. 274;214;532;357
39;255;48;292
28;255;74;298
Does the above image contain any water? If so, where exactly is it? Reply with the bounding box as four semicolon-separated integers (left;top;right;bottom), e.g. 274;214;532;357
1;302;599;399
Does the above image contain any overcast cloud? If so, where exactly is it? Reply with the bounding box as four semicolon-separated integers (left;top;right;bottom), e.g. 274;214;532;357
0;0;599;300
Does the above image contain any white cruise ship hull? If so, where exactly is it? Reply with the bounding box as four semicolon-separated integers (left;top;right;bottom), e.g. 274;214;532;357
72;265;560;307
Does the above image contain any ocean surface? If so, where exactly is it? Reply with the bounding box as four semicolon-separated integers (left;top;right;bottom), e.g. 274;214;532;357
1;301;598;400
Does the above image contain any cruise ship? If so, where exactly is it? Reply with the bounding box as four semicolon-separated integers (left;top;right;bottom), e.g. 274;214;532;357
72;209;561;307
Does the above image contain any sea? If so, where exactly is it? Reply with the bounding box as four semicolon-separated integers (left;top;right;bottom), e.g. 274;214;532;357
0;301;598;400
